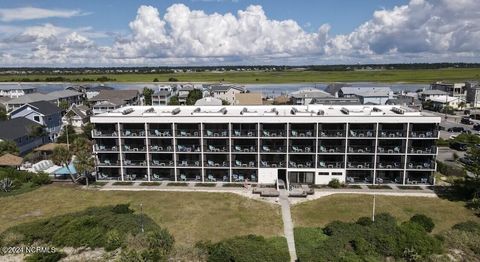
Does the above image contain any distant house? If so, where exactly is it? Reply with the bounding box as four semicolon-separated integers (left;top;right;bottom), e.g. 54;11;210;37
311;97;361;105
386;95;422;110
177;86;195;105
9;101;63;141
465;81;480;108
290;88;332;105
0;117;48;155
431;82;466;101
194;97;223;106
234;93;263;105
4;90;84;112
152;90;173;105
210;85;245;105
63;104;89;127
339;87;393;105
89;89;140;115
419;89;448;101
429;96;462;109
48;90;85;106
0;84;37;98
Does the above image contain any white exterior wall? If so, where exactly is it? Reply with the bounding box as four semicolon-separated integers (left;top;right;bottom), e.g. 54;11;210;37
213;88;243;105
258;168;278;184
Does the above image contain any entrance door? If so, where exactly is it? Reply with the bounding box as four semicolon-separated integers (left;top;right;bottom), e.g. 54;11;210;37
278;169;287;189
288;172;315;185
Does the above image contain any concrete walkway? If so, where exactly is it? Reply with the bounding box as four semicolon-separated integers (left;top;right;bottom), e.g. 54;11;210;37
279;190;297;262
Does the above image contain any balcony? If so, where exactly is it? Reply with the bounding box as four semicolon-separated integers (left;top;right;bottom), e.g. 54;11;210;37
149;129;172;137
409;147;436;154
348;146;373;154
233;145;256;152
95;145;118;152
290;130;314;137
178;160;200;167
206;160;229;167
177;130;200;137
377;162;403;169
97;159;120;166
232;129;256;137
150;160;174;167
122;129;146;137
234;160;256;168
177;145;201;152
123;160;147;166
377;146;402;154
349;130;375;138
407;161;435;170
290;146;313;153
205;129;228;137
410;131;437;138
319;130;345;138
289;161;314;168
206;145;227;152
318;145;343;153
92;130;117;137
261;129;286;137
318;161;343;168
149;145;173;152
379;130;405;138
347;162;372;169
261;146;285;153
260;160;285;168
123;145;146;152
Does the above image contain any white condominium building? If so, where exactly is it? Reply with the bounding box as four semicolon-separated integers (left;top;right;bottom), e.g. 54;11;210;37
91;105;440;187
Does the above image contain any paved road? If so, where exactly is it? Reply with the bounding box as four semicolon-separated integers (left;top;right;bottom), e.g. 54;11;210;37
279;190;297;262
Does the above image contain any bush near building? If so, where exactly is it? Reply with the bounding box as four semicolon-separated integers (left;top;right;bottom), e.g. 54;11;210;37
0;168;50;196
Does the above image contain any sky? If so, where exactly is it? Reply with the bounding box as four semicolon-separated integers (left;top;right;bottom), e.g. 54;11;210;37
0;0;479;66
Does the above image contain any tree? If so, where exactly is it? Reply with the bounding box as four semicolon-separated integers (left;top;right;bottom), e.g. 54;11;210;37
143;87;154;106
56;125;77;144
458;101;466;110
58;100;69;111
168;77;178;82
0;141;19;155
153;78;159;82
221;99;230;105
168;96;180;105
0;107;7;121
72;137;95;185
52;145;76;182
186;90;202;105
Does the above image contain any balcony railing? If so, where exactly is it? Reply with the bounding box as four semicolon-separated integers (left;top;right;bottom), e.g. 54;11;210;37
289;161;314;168
260;161;285;168
98;160;120;166
149;129;172;137
348;146;373;153
233;145;256;152
290;146;313;153
149;145;173;152
379;130;406;138
407;161;435;170
232;129;256;137
349;130;375;138
318;161;344;168
261;130;286;137
205;129;228;137
409;147;436;154
123;145;146;152
177;130;200;137
205;160;229;167
291;130;314;137
95;145;118;151
177;145;201;152
178;160;200;167
122;129;146;137
123;160;147;166
261;146;285;152
318;146;343;153
92;130;117;137
319;130;345;137
206;145;227;152
377;146;402;154
150;160;174;167
410;131;437;138
347;162;372;168
234;160;256;167
377;162;403;169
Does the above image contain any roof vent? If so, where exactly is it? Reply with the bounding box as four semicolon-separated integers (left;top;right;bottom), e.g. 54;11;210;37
171;108;181;115
122;108;134;115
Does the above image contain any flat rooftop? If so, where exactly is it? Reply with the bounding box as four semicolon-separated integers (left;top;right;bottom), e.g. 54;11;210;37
92;105;438;119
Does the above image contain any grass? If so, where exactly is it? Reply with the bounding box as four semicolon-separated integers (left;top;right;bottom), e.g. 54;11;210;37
398;186;423;190
0;182;39;198
292;194;480;234
91;181;107;187
0;184;282;245
3;68;480;83
223;183;245;187
195;183;216;187
112;181;133;186
167;182;188;186
367;185;392;190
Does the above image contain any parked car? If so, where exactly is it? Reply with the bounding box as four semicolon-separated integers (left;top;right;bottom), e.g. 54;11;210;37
459;157;474;165
449;141;468;151
461;117;473;125
448;127;465;133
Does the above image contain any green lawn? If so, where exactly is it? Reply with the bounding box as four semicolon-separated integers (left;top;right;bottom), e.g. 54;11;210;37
0;184;283;245
292;194;480;233
2;68;480;83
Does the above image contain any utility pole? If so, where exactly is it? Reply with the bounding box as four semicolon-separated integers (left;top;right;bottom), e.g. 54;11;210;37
372;193;376;222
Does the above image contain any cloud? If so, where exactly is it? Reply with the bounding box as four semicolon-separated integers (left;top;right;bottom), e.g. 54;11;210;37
0;7;88;22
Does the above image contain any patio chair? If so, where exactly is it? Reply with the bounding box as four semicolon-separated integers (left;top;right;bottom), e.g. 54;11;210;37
233;174;238;181
234;130;241;136
350;130;357;137
305;147;311;152
420;178;428;184
104;159;111;165
195;161;200;166
167;146;172;151
262;130;270;137
153;160;160;166
124;130;131;136
169;161;174;166
206;130;213;136
221;131;228;136
366;131;373;137
251;175;256;181
180;131;187;136
378;147;384;153
223;176;229;182
238;175;244;182
346;177;354;183
249;161;255;167
292;146;302;152
207;160;215;167
376;177;383;184
262;146;270;152
408;163;414;169
247;131;254;137
154;129;161;136
208;175;216;182
394;146;400;153
195;175;201;181
319;146;327;152
153;174;160;180
261;161;268;167
235;145;242;152
180;174;187;181
235;160;242;167
318;161;326;168
306;131;313;137
289;161;297;168
291;130;298;137
305;162;312;168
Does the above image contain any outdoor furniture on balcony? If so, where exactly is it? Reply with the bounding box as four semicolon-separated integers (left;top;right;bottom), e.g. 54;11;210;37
235;160;242;167
346;176;355;183
350;130;374;137
262;146;270;152
207;160;215;167
207;175;216;182
379;130;404;138
376;177;383;184
291;130;312;137
208;145;220;152
249;161;255;167
410;131;436;138
292;146;302;153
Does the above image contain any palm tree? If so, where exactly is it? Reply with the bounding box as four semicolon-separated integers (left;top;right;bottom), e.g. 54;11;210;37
72;137;95;185
52;145;76;182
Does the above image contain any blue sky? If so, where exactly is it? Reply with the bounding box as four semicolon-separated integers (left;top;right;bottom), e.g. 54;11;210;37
0;0;478;66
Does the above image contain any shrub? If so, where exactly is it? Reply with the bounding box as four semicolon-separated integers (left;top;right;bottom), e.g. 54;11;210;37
112;181;133;186
25;251;66;262
112;204;134;214
356;217;373;226
195;183;216;187
139;182;161;186
31;172;51;186
222;183;244;187
105;229;123;251
409;214;435;233
328;178;342;188
452;221;480;233
167;182;188;187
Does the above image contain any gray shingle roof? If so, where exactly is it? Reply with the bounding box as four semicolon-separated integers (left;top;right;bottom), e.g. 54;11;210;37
28;101;62;115
0;117;41;140
6;93;55;105
421;89;448;95
290;88;332;99
210;85;245;92
0;84;36;91
340;87;392;97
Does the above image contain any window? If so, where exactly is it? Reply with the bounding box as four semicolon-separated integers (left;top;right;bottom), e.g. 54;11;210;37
332;172;343;176
319;172;329;176
33;115;40;122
